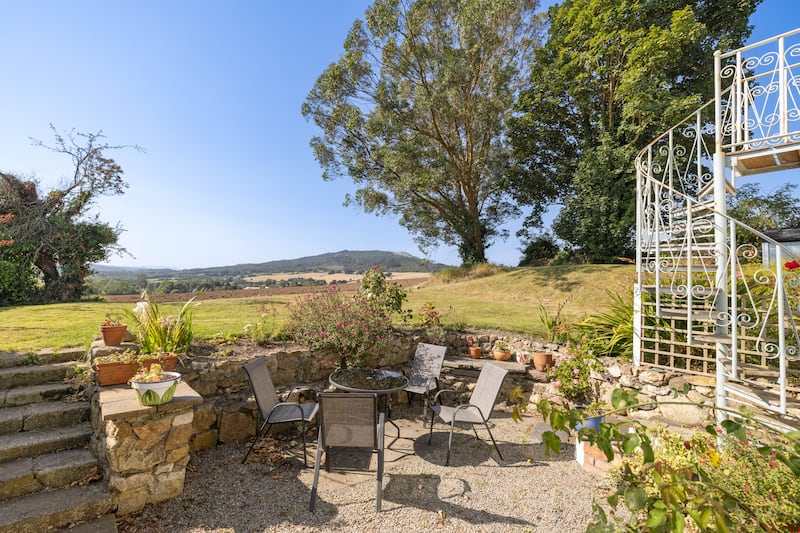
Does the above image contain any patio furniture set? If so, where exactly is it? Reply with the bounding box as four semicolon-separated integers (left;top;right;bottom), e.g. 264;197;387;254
242;342;509;512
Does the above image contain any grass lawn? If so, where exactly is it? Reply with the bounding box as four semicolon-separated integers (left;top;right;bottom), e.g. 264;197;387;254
0;265;635;353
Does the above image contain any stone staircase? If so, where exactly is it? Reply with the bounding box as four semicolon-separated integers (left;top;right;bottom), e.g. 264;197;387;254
0;349;116;532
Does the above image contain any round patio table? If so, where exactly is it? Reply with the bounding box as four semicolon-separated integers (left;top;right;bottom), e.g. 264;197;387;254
329;368;409;446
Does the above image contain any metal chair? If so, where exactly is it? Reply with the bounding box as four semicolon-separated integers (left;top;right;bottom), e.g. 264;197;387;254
427;362;509;466
309;393;385;512
242;357;319;467
403;342;447;425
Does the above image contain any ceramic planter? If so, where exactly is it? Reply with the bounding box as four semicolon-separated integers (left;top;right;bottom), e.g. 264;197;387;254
469;346;483;358
100;324;127;346
130;372;181;406
575;406;605;431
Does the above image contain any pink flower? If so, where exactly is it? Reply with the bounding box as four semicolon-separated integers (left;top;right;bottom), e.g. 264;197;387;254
552;380;562;388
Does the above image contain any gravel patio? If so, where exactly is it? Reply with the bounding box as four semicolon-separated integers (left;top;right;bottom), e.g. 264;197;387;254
116;401;611;533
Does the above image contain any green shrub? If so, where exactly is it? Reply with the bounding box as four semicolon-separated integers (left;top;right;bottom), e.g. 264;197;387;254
286;286;393;369
547;343;604;402
359;265;411;320
575;291;634;357
125;292;197;354
244;304;286;344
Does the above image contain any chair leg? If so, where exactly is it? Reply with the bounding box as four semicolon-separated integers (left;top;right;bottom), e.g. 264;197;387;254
483;422;504;461
427;411;436;444
309;428;324;512
300;419;308;467
445;421;456;466
242;420;270;464
376;449;384;511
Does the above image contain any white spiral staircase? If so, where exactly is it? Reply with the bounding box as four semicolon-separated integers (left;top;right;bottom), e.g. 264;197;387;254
633;28;800;426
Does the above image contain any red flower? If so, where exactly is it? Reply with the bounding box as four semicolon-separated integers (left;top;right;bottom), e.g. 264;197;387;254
785;260;800;270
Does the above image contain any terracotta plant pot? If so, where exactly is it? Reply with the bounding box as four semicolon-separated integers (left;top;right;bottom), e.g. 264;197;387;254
493;350;511;361
94;354;178;387
532;352;553;372
469;346;483;359
100;324;127;346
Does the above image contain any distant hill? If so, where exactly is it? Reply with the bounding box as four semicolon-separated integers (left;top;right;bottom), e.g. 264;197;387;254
92;250;450;281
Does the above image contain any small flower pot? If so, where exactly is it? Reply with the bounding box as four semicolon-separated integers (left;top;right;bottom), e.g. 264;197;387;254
130;372;181;406
493;350;511;361
532;352;553;372
469;346;483;358
575;406;605;432
100;324;127;346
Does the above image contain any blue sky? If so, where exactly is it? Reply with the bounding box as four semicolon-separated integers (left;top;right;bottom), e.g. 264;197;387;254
0;0;795;269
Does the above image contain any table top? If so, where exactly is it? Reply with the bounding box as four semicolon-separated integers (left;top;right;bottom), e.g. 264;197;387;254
329;368;409;394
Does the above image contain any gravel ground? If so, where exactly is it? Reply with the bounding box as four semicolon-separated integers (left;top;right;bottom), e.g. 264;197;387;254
117;404;612;533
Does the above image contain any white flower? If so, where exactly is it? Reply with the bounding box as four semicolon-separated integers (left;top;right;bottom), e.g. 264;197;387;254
133;301;149;316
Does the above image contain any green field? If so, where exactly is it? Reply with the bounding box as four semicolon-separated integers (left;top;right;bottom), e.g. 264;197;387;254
0;265;635;353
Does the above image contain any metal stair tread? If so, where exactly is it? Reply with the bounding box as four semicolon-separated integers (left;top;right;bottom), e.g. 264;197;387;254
0;482;112;533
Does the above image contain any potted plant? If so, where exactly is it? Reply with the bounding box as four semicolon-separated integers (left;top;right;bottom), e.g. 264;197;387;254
467;335;482;358
575;402;606;432
492;340;511;361
532;351;553;372
547;343;604;402
93;350;178;387
129;363;181;406
100;314;128;347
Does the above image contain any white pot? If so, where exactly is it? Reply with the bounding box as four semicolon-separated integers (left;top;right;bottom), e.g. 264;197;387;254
130;372;181;406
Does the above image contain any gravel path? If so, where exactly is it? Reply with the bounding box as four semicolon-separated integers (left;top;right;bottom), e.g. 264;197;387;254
117;404;611;533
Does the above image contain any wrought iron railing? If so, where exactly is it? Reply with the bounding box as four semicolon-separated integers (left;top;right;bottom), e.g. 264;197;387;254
634;29;800;415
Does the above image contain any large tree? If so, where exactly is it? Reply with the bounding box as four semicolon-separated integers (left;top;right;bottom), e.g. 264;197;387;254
302;0;543;265
510;0;760;262
0;127;137;304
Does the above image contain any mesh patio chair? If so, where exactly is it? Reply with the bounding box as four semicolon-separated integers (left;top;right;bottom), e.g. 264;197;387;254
242;357;319;467
309;392;385;512
403;342;447;426
427;362;509;466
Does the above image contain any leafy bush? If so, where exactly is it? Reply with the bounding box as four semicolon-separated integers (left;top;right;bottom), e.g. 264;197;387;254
359;265;411;320
431;263;509;284
244;304;286;344
547;343;604;402
286;286;393;369
125;292;197;354
575;291;634;357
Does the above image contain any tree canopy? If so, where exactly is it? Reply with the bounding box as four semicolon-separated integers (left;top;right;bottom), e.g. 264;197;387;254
302;0;544;265
510;0;761;262
0;127;138;304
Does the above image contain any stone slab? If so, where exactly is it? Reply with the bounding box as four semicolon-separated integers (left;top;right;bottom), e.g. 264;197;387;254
99;382;202;422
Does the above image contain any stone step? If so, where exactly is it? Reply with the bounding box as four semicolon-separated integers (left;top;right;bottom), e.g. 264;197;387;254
55;513;117;533
0;381;82;408
0;362;79;390
0;400;90;436
0;483;113;533
0;348;85;369
0;423;92;463
0;448;100;502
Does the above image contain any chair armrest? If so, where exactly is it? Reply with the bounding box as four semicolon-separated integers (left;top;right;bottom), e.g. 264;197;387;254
432;387;461;404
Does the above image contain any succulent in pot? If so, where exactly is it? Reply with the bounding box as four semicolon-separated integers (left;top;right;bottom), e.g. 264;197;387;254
129;363;181;406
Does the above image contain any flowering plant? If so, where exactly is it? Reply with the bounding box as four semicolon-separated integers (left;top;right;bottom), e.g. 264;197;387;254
125;291;196;354
466;335;476;347
785;260;800;270
101;314;124;327
286;286;393;369
548;343;604;401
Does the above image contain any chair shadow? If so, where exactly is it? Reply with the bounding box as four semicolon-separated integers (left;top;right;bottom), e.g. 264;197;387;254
381;473;532;527
416;419;575;467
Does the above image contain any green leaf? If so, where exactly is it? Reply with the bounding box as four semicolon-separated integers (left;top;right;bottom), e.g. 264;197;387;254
646;508;666;528
542;431;562;457
641;439;655;463
622;432;640;454
625;486;647;512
